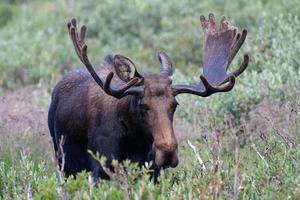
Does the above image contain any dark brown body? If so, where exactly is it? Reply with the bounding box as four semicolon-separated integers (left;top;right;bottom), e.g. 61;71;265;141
48;55;178;180
48;14;249;181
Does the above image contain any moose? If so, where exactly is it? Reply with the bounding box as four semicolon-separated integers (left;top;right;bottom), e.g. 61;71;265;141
48;13;249;181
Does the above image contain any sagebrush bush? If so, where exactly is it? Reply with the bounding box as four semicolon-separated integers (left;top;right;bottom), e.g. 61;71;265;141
0;2;13;28
1;124;299;199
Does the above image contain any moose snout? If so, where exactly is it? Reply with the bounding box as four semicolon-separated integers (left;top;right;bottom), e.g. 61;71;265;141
151;113;178;168
154;140;178;168
154;147;179;168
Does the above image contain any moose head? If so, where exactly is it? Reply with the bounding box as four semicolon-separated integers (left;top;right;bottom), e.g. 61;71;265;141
66;13;249;169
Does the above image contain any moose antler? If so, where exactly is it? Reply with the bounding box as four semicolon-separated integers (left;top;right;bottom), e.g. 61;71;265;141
172;13;249;96
67;19;140;98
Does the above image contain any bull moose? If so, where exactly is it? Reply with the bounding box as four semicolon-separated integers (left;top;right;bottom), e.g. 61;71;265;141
48;13;249;181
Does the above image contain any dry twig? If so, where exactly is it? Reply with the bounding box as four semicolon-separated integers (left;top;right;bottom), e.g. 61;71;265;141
50;136;69;200
187;140;208;174
251;143;269;170
233;135;240;200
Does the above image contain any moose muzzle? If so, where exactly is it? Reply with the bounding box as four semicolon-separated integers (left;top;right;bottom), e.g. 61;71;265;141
154;140;178;168
155;147;178;168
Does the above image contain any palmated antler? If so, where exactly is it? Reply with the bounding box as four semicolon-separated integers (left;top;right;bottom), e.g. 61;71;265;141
172;13;249;96
67;19;141;98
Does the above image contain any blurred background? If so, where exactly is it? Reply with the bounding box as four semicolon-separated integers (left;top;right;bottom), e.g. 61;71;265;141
0;0;299;199
0;0;299;120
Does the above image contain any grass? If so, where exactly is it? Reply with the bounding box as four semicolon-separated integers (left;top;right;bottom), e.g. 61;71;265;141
0;0;300;199
0;113;299;199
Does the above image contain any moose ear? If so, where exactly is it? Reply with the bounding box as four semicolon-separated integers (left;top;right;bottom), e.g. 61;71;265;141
158;51;173;77
113;55;143;82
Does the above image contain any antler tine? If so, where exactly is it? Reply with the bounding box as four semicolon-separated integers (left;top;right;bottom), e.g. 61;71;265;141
103;72;140;98
228;29;247;66
232;54;249;77
219;16;228;31
200;75;235;94
219;54;249;85
172;75;235;97
79;25;87;45
68;19;83;63
67;18;140;99
200;15;208;30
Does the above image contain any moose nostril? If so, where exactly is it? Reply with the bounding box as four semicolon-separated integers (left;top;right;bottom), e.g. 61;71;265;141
170;153;179;168
154;147;178;168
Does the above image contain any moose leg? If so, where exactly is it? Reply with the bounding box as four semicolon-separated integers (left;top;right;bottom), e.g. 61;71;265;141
53;119;90;177
150;167;161;183
48;101;58;151
62;142;91;177
89;157;109;183
147;149;161;183
88;135;123;181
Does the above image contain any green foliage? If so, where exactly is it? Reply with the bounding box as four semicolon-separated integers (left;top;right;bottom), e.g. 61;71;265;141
0;0;299;86
0;134;54;199
1;126;299;199
0;2;13;28
0;0;299;121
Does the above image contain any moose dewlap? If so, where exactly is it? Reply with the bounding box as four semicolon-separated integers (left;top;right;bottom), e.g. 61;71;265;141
48;13;249;181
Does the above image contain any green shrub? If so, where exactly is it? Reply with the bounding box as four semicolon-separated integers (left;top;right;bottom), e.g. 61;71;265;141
0;2;13;28
1;127;299;199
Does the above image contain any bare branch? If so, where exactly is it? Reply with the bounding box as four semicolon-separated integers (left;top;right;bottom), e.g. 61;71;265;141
187;140;208;174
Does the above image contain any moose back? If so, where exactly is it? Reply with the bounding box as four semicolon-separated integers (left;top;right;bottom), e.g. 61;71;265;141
48;13;249;180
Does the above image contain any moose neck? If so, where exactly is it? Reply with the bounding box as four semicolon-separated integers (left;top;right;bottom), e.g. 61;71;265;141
114;95;154;160
115;95;152;138
129;96;153;137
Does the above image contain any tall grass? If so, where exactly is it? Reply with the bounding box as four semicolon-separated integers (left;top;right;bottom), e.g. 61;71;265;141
0;115;299;199
1;0;299;120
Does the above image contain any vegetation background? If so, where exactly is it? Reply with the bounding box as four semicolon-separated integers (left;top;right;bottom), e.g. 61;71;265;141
0;0;299;199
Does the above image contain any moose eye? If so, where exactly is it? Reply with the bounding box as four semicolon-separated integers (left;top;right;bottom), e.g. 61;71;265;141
140;104;150;110
138;101;149;110
168;101;178;114
172;100;179;108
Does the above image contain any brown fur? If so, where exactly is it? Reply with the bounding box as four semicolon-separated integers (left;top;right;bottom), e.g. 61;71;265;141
48;55;178;181
49;14;249;181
